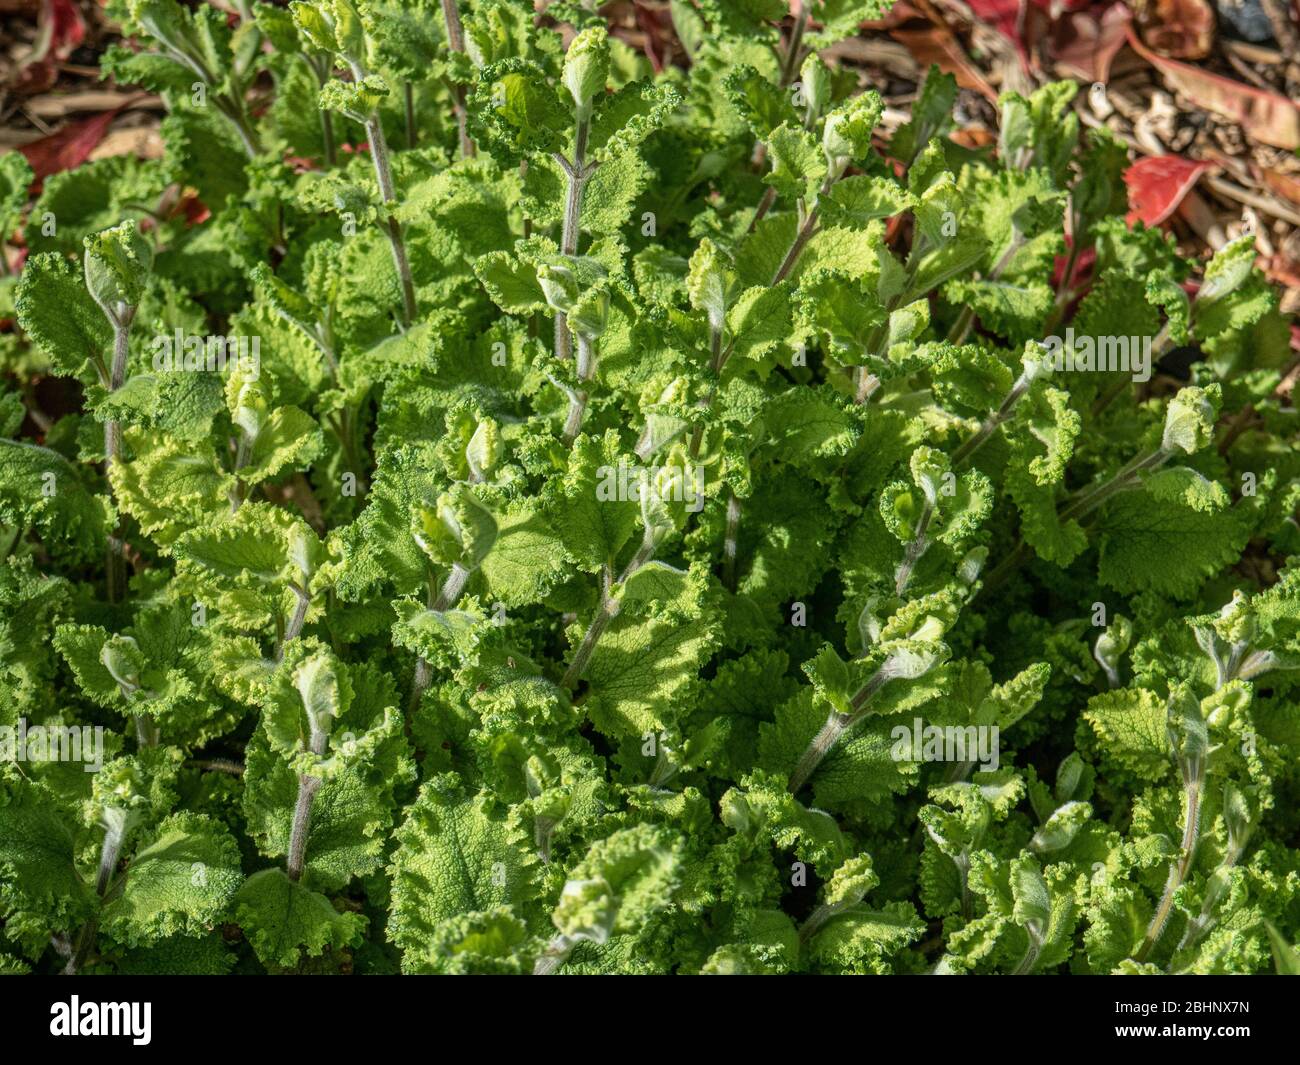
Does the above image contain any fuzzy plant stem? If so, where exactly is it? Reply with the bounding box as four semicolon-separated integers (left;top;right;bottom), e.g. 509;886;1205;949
367;116;418;325
945;233;1024;345
103;305;136;605
722;492;742;592
152;31;261;158
286;774;322;883
1057;447;1171;523
893;497;935;596
777;1;810;87
134;714;159;748
788;669;891;794
282;584;312;652
345;65;417;325
982;447;1172;593
64;812;130;974
216;94;263;159
853;369;881;405
1091;323;1173;417
533;938;572;975
746;5;812;233
561;565;618;691
561;333;597;445
553;117;592;361
1012;931;1044;975
1134;769;1204;963
407;562;472;712
770;197;822;286
304;54;337;166
798;898;854;946
951;369;1036;467
562;541;656;691
1175;836;1248;957
287;754;325;884
440;0;476;157
320;101;337;168
286;620;334;883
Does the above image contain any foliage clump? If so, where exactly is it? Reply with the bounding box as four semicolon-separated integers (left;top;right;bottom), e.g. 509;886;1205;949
1;0;1298;976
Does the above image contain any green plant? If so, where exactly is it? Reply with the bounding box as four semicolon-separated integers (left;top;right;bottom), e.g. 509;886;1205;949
1;0;1298;976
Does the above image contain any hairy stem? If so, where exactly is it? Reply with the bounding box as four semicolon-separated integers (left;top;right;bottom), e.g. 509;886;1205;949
722;492;741;592
562;542;655;691
305;54;337;166
945;233;1024;345
320;105;336;168
134;715;159;748
407;563;472;712
1057;448;1169;523
951;368;1035;467
286;649;334;883
1134;776;1203;963
798;900;850;946
361;109;417;325
776;2;810;88
893;498;934;595
853;368;881;405
748;185;778;233
561;333;597;444
788;670;891;793
286;774;323;883
1012;934;1043;975
104;307;135;605
440;0;476;157
561;564;618;691
982;447;1171;594
770;201;820;286
533;937;572;974
64;813;130;974
1091;323;1172;417
282;584;312;652
553;117;592;361
213;92;263;158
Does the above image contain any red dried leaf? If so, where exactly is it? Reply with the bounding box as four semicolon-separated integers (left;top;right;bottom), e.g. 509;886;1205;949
1125;23;1300;150
1124;154;1214;226
963;0;1087;65
964;0;1023;49
17;106;126;188
46;0;86;58
1259;168;1300;207
13;59;58;95
174;193;211;227
634;4;671;74
14;0;86;93
888;24;1000;102
1139;0;1214;59
950;128;996;149
1052;3;1131;82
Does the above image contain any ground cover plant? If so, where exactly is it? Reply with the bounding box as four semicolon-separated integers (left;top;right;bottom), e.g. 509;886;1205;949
1;0;1299;976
